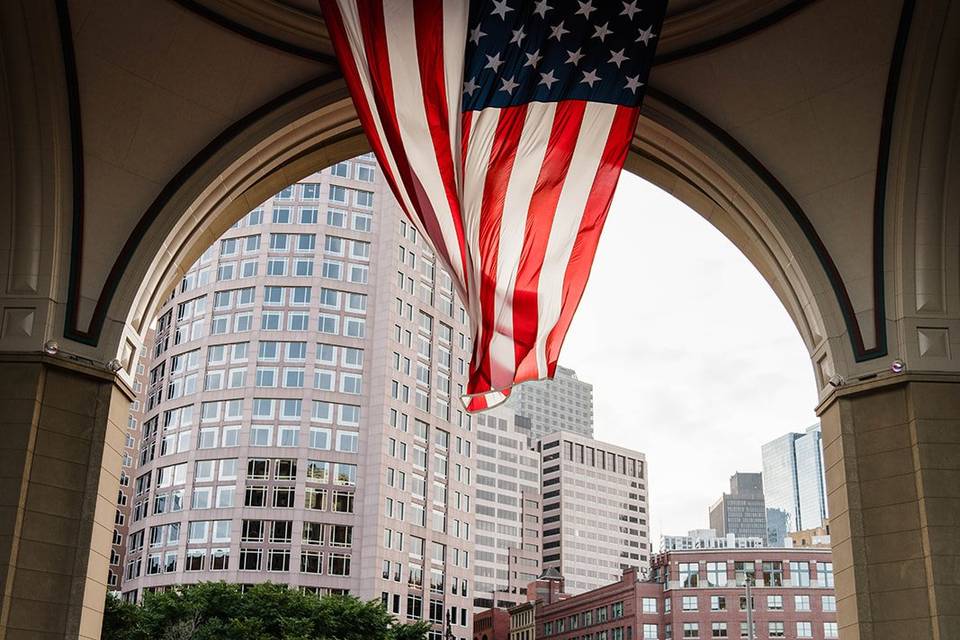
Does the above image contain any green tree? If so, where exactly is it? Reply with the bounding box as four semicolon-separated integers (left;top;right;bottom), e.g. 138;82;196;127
102;583;429;640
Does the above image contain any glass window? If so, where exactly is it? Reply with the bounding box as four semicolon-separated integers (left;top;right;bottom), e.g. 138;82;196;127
790;561;811;586
679;562;699;587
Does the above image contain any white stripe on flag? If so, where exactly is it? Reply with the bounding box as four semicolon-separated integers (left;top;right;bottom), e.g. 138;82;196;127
533;102;618;377
461;107;500;363
442;1;468;196
487;102;557;390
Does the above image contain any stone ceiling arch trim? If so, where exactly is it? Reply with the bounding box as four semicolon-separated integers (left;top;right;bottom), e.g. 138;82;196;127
864;0;915;360
54;0;87;346
169;0;819;73
170;0;337;65
654;0;815;66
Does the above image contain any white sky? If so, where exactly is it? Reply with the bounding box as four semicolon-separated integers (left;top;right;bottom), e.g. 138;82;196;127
561;174;819;541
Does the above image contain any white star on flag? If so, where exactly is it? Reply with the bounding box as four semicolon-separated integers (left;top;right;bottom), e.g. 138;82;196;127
593;22;612;42
469;24;485;45
621;0;641;20
575;0;596;19
491;0;512;20
566;48;585;65
609;49;629;67
581;69;600;87
485;52;504;72
549;21;569;41
637;25;657;45
538;69;558;88
624;75;643;92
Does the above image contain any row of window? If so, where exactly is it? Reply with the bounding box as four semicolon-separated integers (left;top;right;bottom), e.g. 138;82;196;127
674;560;834;588
125;548;352;580
669;620;838;639
276;180;374;203
664;593;837;613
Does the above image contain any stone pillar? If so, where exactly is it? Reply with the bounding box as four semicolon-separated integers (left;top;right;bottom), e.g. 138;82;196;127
819;376;960;640
0;355;131;640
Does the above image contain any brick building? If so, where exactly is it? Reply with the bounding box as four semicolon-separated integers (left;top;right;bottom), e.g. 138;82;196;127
474;608;511;640
529;548;838;640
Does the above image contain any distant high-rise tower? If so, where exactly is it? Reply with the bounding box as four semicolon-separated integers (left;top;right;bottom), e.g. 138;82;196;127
761;424;828;541
509;365;594;439
537;431;648;594
472;404;541;611
120;156;476;639
708;472;767;541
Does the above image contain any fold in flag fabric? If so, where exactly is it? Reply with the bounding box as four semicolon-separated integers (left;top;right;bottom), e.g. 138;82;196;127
321;0;667;411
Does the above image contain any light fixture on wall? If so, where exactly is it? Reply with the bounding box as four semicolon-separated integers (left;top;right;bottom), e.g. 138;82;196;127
890;359;905;374
43;340;59;355
827;375;844;388
106;359;123;373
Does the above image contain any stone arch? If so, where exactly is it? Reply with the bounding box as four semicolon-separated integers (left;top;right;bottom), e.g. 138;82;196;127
109;79;844;398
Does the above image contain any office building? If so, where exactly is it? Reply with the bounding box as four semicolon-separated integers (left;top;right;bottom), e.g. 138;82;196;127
660;529;764;551
509;366;594;439
762;424;829;542
532;548;838;640
708;473;767;541
474;405;542;610
109;343;151;591
538;431;648;594
120;157;476;639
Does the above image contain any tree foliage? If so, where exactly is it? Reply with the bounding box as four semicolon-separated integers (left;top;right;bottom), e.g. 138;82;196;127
102;583;430;640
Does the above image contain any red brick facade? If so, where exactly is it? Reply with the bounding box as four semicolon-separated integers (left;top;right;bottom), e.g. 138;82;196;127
475;607;512;640
530;549;838;640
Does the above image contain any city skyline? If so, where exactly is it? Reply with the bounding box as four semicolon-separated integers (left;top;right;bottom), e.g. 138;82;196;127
562;174;820;537
115;160;822;605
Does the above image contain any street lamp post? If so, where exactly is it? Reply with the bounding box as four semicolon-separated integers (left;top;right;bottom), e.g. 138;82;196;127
744;577;754;640
445;611;455;640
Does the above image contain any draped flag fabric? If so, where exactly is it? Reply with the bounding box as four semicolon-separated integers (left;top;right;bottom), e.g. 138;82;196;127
321;0;667;410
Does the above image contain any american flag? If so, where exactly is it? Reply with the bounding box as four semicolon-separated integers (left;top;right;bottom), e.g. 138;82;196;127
321;0;667;411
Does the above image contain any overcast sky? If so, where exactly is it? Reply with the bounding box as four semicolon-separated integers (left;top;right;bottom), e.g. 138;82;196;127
561;174;819;542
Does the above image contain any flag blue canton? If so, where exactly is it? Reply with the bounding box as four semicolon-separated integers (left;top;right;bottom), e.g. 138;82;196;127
462;0;666;112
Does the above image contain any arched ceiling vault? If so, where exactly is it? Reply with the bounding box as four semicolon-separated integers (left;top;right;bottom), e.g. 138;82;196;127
3;0;958;400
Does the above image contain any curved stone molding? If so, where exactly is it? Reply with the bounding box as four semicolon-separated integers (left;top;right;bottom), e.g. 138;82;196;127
908;1;960;315
655;0;813;65
170;0;336;64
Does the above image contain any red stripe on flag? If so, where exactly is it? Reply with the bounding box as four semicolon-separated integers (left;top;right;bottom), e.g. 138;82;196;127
544;105;640;374
413;0;469;295
466;106;528;398
511;100;587;383
465;386;511;413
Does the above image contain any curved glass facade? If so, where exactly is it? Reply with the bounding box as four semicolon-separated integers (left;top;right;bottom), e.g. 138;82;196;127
121;155;476;639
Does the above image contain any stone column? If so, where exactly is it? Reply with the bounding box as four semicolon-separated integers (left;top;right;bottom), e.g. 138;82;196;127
0;355;131;640
819;375;960;640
